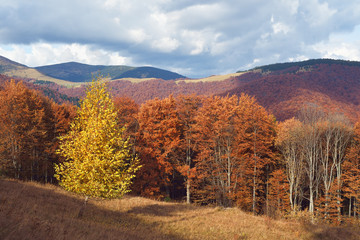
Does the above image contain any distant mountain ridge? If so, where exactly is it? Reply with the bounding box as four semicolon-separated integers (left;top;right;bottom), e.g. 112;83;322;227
1;56;360;122
0;56;27;72
35;62;134;82
35;63;185;82
246;58;360;73
0;55;186;83
231;59;360;121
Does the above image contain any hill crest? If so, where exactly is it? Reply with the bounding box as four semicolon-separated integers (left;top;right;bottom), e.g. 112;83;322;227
1;56;360;122
246;58;360;73
0;55;186;83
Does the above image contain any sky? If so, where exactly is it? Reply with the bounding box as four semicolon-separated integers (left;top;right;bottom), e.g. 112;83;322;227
1;0;360;78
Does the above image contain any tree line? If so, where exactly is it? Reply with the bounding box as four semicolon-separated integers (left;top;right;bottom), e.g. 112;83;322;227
1;79;360;224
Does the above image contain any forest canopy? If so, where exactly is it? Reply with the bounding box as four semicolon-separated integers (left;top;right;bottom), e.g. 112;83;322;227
1;78;360;225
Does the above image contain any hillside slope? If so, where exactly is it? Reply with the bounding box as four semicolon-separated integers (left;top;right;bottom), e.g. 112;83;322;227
35;62;134;82
2;56;360;122
0;55;187;83
0;55;26;71
114;66;185;80
1;179;359;240
225;60;360;121
0;74;79;104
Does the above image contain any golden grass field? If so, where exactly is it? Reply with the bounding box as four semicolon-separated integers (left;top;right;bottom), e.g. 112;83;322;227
4;64;245;87
111;77;157;84
175;72;245;84
1;179;360;240
4;67;83;87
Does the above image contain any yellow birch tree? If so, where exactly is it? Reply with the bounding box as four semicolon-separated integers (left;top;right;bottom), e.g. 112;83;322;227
55;78;141;215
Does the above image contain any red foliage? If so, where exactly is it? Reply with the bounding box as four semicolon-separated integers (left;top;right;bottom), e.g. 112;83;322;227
134;96;182;198
225;64;360;122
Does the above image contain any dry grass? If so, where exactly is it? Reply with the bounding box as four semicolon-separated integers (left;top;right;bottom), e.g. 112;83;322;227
4;66;245;87
1;179;360;240
111;72;246;84
4;67;82;87
111;77;158;84
175;72;245;84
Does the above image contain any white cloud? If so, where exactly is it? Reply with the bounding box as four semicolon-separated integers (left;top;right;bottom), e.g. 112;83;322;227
1;0;360;77
151;37;180;52
272;21;291;35
306;0;337;27
0;43;131;67
310;24;360;60
312;40;360;61
127;29;148;44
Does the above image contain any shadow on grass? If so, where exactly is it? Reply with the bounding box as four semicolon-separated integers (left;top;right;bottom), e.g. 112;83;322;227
126;202;197;216
301;220;360;240
0;179;183;240
125;202;219;225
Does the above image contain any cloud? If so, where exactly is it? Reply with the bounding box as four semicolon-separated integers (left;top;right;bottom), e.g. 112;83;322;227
0;43;131;67
312;25;360;60
0;0;360;77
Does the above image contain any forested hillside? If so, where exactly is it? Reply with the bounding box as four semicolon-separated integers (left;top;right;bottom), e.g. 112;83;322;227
2;59;360;228
227;61;360;121
0;55;186;83
25;59;360;122
2;78;360;225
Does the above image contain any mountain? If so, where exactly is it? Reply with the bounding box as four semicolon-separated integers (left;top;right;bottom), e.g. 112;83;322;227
0;74;79;104
0;56;186;83
36;63;185;82
0;55;27;71
1;55;360;122
228;59;360;121
105;59;360;122
247;58;360;72
35;62;134;82
114;66;185;80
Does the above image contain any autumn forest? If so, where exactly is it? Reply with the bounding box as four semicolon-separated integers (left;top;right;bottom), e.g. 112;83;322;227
2;66;360;227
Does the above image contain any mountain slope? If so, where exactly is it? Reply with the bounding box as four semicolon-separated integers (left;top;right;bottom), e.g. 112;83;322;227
35;62;185;82
0;55;187;83
0;55;26;72
35;62;134;82
227;60;360;121
114;66;185;80
2;55;360;122
27;58;360;122
0;74;79;104
248;58;360;73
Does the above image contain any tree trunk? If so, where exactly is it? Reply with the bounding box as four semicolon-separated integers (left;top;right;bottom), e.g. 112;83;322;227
337;174;341;222
252;129;257;215
77;195;89;218
309;185;314;214
349;197;352;218
252;158;257;214
186;147;191;204
186;177;190;204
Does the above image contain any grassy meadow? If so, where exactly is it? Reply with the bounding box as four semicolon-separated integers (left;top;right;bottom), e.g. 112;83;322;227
1;179;360;240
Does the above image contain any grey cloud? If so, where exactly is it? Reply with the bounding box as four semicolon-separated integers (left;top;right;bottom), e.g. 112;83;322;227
0;0;360;77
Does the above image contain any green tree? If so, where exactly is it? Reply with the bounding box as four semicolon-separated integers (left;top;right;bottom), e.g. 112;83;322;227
55;78;141;215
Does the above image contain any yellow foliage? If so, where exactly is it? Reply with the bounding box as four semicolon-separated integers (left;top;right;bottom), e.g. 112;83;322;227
55;76;141;199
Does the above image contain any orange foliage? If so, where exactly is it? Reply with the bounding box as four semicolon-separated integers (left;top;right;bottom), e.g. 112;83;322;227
192;94;277;212
113;96;140;158
267;169;290;216
0;80;54;181
343;120;360;219
134;95;182;198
